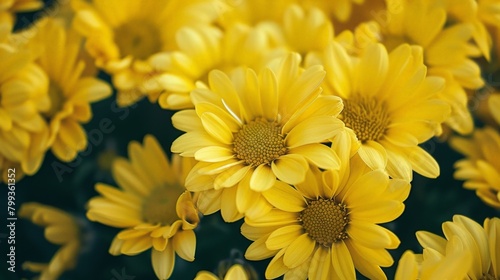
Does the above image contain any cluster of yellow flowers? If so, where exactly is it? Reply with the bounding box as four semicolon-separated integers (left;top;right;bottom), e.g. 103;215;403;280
4;0;500;279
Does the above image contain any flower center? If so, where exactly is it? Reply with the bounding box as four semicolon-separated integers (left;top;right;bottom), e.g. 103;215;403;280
43;82;65;119
141;185;184;225
114;19;162;60
340;95;390;143
233;118;287;166
299;198;349;247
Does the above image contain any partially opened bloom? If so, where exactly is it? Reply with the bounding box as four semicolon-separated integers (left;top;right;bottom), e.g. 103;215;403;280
86;135;200;280
20;203;81;280
395;245;472;280
242;157;410;280
71;0;218;106
450;125;500;208
312;41;450;181
28;18;111;162
172;53;346;221
397;215;500;280
194;264;251;280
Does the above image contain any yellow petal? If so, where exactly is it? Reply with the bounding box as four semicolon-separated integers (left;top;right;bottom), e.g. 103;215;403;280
290;144;340;170
286;116;343;148
357;140;387;171
357;43;388;97
407;146;440;178
395;251;418;280
283;233;315;268
245;235;278;260
266;225;303;251
173;230;196;261
200;112;234;144
331;241;355;280
250;164;276;192
120;236;152;255
195;146;234;162
152;245;175;280
271;154;308;185
262;181;305;212
348;220;393;248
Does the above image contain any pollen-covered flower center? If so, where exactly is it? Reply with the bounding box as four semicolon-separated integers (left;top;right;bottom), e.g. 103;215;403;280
233;118;287;166
142;185;183;225
299;198;349;247
340;96;390;143
114;19;162;60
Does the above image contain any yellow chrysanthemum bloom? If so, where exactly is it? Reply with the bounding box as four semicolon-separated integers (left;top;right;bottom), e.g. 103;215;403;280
367;0;484;135
450;125;500;208
86;135;200;280
172;53;346;221
444;0;500;61
194;264;251;280
395;243;472;280
19;202;81;280
242;156;410;280
311;41;450;182
27;18;111;162
0;0;43;24
260;4;335;60
0;29;50;182
156;24;276;110
396;215;500;280
71;0;218;107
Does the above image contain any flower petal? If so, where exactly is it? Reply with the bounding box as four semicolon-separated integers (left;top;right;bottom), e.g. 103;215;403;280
283;233;316;268
271;154;308;185
152;245;175;280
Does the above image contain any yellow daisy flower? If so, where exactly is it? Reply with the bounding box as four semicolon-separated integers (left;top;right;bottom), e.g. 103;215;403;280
242;156;410;280
450;125;500;208
27;18;111;162
364;0;484;135
0;30;50;182
86;135;200;280
398;215;500;280
0;0;43;24
194;264;251;280
311;41;450;181
156;24;276;110
172;53;345;221
19;202;81;280
71;0;218;106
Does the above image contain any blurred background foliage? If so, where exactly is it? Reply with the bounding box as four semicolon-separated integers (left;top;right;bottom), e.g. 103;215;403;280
1;0;499;279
